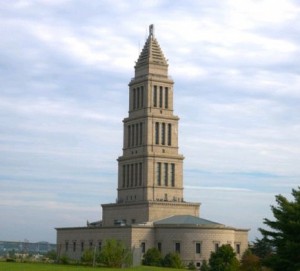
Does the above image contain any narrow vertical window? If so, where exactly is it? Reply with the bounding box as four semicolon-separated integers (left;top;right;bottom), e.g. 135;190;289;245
81;241;84;252
135;163;138;186
196;243;201;254
98;241;102;251
164;163;168;186
236;244;240;254
73;241;76;252
165;87;168;108
126;164;130;187
130;164;134;186
139;123;143;145
141;242;146;253
168;123;172;146
155;122;159;144
153;86;157;107
159;86;163;108
65;241;69;252
133;88;136;110
89;241;93;249
157;242;162;252
157;162;161;186
171;163;175;187
128;125;131;147
139;163;142;186
215;243;219;252
175;242;180;253
132;124;135;146
137;87;140;108
135;124;139;146
161;123;165;145
122;165;126;187
141;86;144;108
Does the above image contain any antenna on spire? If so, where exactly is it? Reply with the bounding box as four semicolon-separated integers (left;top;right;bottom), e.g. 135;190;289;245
149;24;154;37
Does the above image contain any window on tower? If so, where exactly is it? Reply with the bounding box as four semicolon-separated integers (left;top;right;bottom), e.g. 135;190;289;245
133;88;136;110
159;86;163;108
155;122;159;144
156;162;161;186
161;123;166;145
165;87;168;108
141;86;144;108
171;163;175;187
136;87;140;108
168;123;172;146
164;163;168;186
153;86;157;107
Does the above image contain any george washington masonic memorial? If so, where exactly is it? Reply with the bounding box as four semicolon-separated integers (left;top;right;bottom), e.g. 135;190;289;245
56;25;249;266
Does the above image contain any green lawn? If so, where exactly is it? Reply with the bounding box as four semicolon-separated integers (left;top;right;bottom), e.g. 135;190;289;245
0;262;184;271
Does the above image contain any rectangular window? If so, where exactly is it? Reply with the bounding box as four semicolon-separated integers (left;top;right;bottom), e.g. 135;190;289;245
89;241;93;249
139;163;142;186
126;164;130;187
137;87;140;108
165;87;168;108
159;86;163;108
139;123;143;145
157;162;161;186
215;243;219;252
122;165;126;187
175;242;180;253
135;124;139;146
133;88;136;110
236;244;240;254
167;123;172;146
141;242;146;253
98;241;102;251
132;124;135;146
153;86;157;107
81;241;84;252
73;241;76;252
141;86;144;108
161;123;165;145
158;242;162;252
155;122;159;144
128;126;131;147
130;164;134;186
164;163;168;186
135;163;138;186
171;163;175;187
65;241;69;252
196;243;201;254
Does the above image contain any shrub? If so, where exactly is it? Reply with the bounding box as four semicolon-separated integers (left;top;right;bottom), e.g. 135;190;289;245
142;248;162;266
188;261;197;270
162;252;184;269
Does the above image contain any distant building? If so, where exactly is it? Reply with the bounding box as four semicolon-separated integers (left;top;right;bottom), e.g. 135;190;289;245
0;241;56;255
56;25;248;267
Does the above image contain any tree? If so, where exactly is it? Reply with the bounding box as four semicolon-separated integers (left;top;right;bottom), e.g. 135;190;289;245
209;244;239;271
142;247;162;266
200;260;210;271
162;252;184;269
97;239;132;268
240;249;262;271
251;237;273;260
81;249;94;265
259;187;300;271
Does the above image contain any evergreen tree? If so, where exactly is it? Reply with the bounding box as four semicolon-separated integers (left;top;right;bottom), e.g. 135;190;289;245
209;244;239;271
162;252;184;269
142;247;162;266
259;187;300;271
97;239;132;267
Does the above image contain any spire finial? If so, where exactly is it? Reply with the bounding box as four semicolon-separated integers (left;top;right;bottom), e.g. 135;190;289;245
149;24;154;37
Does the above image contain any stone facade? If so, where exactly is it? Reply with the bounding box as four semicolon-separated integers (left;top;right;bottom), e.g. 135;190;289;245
56;25;249;267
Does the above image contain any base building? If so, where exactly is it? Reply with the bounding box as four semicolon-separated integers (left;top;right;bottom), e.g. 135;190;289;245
56;25;249;267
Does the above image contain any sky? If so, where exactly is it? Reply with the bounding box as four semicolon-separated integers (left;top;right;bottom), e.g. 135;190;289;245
0;0;299;244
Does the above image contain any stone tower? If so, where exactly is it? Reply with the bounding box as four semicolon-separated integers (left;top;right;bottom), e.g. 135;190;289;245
102;25;200;226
